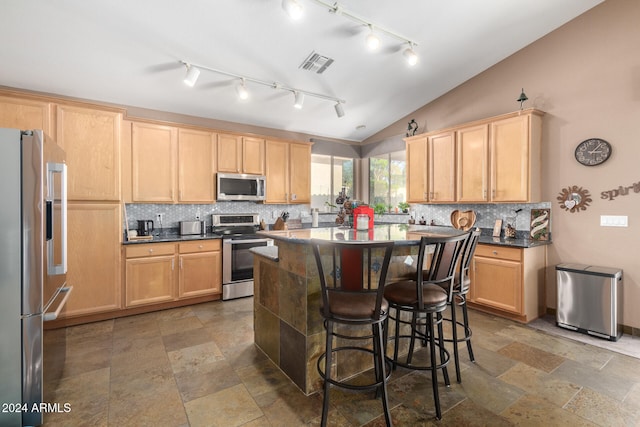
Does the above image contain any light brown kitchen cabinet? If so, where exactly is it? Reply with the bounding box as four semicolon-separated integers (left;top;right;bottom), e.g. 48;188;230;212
469;244;546;323
131;122;177;202
406;109;543;204
50;203;122;318
56;104;122;201
489;112;542;202
0;93;53;136
406;132;455;203
456;124;489;202
178;240;222;298
125;243;176;307
217;133;264;175
177;128;216;203
406;136;428;203
265;140;311;204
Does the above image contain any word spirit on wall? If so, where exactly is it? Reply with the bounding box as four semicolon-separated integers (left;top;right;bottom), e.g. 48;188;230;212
601;180;640;201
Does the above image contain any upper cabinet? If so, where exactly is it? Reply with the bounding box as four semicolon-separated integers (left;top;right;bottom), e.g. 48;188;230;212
56;104;122;201
217;133;264;175
131;122;216;204
405;131;455;203
407;109;543;204
0;94;53;136
131;122;178;203
265;140;311;204
177;128;216;203
456;124;489;202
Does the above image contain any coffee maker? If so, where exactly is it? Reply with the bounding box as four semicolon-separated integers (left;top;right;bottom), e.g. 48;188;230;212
136;220;154;236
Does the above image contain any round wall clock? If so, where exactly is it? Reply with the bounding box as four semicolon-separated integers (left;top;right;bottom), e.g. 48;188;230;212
574;138;612;166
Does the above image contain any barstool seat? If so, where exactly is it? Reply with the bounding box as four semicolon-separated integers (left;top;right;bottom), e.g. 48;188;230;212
311;239;395;427
383;232;469;420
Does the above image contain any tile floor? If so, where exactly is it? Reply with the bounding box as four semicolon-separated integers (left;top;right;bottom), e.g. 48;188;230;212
42;298;640;426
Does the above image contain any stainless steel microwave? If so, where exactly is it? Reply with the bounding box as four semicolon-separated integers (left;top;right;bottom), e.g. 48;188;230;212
217;173;266;201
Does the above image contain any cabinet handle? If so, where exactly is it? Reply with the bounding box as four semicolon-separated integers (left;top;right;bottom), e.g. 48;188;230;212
198;244;203;249
180;258;183;269
483;189;487;199
493;250;498;255
171;259;174;270
148;248;154;254
492;189;496;198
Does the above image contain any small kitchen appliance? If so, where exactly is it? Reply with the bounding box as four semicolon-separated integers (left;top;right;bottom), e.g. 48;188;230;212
353;206;374;230
180;220;204;235
136;219;154;236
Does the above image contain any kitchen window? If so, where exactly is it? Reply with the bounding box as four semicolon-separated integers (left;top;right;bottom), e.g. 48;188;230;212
369;151;406;212
311;154;354;211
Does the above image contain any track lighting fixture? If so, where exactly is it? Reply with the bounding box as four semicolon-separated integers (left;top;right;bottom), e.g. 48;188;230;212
282;0;303;20
365;25;380;51
236;78;249;100
283;0;418;64
293;91;305;109
403;43;418;66
179;60;345;118
183;63;200;87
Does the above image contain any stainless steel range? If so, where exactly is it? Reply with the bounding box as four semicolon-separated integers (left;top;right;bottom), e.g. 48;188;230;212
212;213;273;300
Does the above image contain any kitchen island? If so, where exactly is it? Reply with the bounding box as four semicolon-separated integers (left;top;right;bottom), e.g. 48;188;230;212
252;224;552;394
251;224;468;394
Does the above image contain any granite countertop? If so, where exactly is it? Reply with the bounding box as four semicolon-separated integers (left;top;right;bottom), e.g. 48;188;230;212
257;224;551;249
123;230;222;245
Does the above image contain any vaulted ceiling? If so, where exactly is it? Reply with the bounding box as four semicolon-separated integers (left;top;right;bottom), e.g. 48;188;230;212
0;0;603;142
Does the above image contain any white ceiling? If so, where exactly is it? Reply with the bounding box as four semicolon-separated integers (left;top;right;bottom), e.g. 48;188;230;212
0;0;602;142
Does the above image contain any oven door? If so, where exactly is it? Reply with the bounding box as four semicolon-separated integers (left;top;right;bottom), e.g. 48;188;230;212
222;238;273;299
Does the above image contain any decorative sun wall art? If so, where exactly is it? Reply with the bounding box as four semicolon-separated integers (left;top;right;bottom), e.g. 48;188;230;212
557;185;592;213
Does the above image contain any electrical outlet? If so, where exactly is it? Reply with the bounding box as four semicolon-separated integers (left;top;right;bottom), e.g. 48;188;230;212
600;215;628;227
195;211;200;220
157;213;164;223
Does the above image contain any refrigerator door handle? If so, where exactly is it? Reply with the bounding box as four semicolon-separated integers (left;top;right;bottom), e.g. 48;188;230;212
46;162;67;275
43;285;73;322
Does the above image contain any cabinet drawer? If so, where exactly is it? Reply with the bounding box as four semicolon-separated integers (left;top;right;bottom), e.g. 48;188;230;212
179;240;220;254
475;244;522;262
126;243;175;258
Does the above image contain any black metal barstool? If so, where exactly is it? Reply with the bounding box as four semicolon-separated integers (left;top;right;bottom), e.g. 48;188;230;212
383;233;469;420
311;239;395;427
440;228;481;383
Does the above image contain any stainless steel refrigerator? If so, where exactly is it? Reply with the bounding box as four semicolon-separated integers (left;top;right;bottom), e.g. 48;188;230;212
0;128;72;427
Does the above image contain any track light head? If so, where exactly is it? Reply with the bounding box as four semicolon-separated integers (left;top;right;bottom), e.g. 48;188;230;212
366;25;380;51
282;0;303;20
236;78;249;100
403;44;418;66
183;63;200;87
334;102;345;118
293;91;305;109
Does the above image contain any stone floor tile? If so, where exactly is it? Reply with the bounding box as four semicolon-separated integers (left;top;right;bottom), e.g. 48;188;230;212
499;361;581;406
158;314;204;336
497;341;566;373
174;358;243;402
167;340;225;373
553;358;636;401
564;386;639;426
184;383;264;427
501;394;598;426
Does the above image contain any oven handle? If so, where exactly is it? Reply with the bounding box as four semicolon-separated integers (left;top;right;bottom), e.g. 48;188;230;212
223;238;273;245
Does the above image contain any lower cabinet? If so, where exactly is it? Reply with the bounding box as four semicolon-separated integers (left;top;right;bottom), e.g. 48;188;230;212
469;244;546;323
50;203;122;318
125;240;221;308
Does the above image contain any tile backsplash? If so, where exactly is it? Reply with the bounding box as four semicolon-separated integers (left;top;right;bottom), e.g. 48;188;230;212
125;201;551;235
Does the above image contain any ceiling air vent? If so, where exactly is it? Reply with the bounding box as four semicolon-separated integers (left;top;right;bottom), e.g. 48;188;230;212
299;51;334;74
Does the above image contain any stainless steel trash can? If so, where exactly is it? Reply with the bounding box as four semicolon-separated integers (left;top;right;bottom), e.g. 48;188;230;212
556;263;623;341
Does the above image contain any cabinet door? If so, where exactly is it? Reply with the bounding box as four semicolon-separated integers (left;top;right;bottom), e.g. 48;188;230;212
56;104;122;201
179;252;221;298
428;132;455;202
265;140;289;203
456;124;489;202
490;115;529;202
49;203;122;317
131;122;177;202
0;95;52;135
178;128;215;203
217;133;242;173
289;143;311;203
243;136;265;175
406;136;428;203
125;256;175;307
471;256;522;314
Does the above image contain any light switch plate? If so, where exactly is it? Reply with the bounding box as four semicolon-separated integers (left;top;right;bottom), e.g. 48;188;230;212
600;215;628;227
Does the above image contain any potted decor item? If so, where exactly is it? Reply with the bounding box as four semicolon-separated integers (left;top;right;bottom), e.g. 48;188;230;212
398;202;410;213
